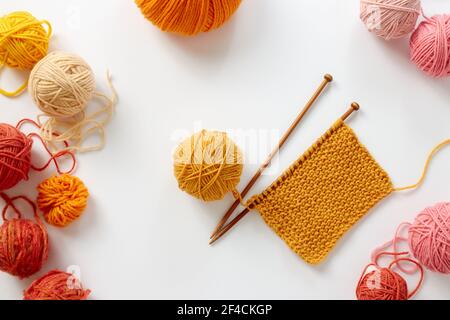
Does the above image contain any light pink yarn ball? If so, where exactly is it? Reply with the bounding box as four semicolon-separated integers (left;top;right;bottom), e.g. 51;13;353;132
410;15;450;77
409;202;450;274
360;0;421;40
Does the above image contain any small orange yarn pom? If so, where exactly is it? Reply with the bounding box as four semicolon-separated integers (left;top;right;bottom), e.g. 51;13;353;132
135;0;242;35
24;270;90;300
37;174;89;227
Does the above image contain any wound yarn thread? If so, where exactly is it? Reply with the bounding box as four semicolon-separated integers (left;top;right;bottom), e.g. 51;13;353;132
37;174;89;227
135;0;242;36
0;11;51;97
409;202;450;274
0;123;32;191
356;252;424;300
0;194;48;279
410;14;450;77
28;51;117;153
360;0;421;40
173;130;243;202
24;270;90;300
0;121;76;192
357;267;408;300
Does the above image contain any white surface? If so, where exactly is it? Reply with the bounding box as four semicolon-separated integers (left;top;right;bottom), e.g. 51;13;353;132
0;0;449;300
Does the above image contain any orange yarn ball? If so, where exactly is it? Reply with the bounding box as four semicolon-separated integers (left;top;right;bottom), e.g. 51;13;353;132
135;0;242;35
0;218;48;278
37;174;89;227
24;270;90;300
356;267;408;300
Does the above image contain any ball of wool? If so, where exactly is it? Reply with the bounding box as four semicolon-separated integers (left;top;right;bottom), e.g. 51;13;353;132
360;0;421;40
409;202;450;274
173;130;243;201
24;270;90;300
135;0;242;36
37;174;89;227
28;51;96;118
410;15;450;77
0;11;51;70
0;218;48;278
356;267;408;300
0;123;32;191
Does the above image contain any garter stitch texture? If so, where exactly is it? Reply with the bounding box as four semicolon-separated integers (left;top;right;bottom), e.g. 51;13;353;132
246;120;394;265
37;174;89;227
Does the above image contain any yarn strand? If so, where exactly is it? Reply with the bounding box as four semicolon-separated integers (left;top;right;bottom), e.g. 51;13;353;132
16;119;77;174
36;71;117;153
0;192;38;222
395;139;450;191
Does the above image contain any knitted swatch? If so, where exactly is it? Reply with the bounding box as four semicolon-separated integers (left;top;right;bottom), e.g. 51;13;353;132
246;120;394;264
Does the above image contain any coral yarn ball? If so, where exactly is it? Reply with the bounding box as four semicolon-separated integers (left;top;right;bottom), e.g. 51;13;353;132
173;130;243;201
37;174;89;227
0;219;48;278
409;202;450;274
0;123;32;191
28;51;96;118
360;0;421;40
24;270;90;300
356;268;408;300
0;11;51;69
410;15;450;77
135;0;242;35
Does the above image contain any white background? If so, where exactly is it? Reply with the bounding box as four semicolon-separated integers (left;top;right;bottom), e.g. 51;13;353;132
0;0;449;300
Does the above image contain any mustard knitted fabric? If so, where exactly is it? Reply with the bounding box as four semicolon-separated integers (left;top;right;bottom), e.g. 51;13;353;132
246;120;394;265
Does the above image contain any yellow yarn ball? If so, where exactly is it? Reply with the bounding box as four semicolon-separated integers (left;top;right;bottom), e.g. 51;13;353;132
173;130;243;201
37;174;89;227
135;0;242;36
28;51;96;118
0;11;51;70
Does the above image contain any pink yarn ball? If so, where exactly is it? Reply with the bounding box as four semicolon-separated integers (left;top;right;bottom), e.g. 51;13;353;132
409;202;450;274
360;0;421;40
410;15;450;77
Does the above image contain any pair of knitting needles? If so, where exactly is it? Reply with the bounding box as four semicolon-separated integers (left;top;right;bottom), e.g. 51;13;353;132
210;74;360;245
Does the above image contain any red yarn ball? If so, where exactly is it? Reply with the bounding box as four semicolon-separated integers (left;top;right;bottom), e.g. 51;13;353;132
24;270;90;300
0;123;32;191
356;267;408;300
409;202;450;274
0;218;48;278
410;14;450;77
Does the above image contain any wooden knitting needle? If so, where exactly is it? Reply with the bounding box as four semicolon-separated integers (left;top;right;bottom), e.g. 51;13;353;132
209;102;360;245
210;74;333;240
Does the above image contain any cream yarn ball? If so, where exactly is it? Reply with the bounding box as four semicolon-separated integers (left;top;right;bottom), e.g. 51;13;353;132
28;51;96;118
